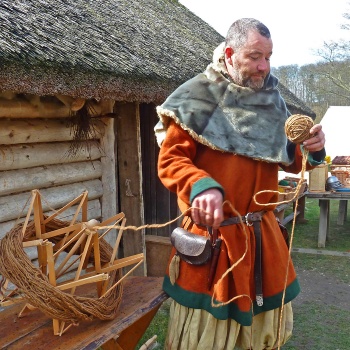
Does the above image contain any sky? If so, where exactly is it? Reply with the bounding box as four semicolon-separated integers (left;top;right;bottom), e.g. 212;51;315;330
180;0;350;68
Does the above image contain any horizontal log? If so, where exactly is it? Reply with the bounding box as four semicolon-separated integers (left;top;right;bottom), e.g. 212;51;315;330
0;141;102;171
0;161;102;196
0;179;103;223
0;98;71;118
0;118;105;145
0;96;115;119
0;199;102;240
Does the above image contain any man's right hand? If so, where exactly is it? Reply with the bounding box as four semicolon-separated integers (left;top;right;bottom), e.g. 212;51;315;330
191;189;224;229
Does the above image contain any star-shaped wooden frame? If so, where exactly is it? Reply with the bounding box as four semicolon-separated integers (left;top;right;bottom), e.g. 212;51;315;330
0;189;144;335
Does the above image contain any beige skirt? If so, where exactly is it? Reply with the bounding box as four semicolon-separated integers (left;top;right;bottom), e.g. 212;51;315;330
164;301;293;350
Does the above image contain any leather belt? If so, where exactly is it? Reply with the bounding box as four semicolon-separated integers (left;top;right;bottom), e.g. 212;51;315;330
220;211;265;226
220;210;266;306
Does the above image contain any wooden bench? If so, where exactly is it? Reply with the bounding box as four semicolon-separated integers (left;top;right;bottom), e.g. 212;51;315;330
305;191;350;247
274;191;307;225
0;276;167;350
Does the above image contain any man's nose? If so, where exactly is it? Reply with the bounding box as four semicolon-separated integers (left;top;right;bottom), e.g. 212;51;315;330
257;60;269;71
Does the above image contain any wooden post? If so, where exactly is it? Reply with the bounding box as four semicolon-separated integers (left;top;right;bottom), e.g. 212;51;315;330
337;200;348;225
318;199;330;248
100;117;118;246
115;102;145;276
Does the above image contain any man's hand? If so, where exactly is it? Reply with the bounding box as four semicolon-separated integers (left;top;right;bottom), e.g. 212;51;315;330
303;124;326;152
191;188;224;229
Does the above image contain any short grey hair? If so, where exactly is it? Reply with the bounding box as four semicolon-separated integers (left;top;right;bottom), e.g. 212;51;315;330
225;18;271;50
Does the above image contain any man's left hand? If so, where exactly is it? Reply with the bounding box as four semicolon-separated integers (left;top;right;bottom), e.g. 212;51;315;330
302;124;325;152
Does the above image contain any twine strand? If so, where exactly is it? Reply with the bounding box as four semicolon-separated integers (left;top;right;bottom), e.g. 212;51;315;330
275;146;309;349
276;114;313;349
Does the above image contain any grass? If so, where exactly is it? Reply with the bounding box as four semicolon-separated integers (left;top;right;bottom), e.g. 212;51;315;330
137;198;350;349
285;255;350;350
137;299;172;349
287;198;350;252
284;303;350;349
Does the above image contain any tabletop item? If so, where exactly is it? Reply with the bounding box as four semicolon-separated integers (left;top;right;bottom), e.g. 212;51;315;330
335;187;350;192
325;176;343;191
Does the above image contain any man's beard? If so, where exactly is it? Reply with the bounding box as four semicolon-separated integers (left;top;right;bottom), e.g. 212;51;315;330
231;61;265;90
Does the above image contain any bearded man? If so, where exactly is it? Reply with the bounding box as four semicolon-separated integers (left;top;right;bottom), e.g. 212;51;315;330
155;18;326;350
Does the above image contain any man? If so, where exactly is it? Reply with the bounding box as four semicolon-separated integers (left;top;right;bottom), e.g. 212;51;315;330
155;18;326;350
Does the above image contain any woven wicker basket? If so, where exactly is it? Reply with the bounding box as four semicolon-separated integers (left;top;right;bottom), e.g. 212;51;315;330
330;165;350;187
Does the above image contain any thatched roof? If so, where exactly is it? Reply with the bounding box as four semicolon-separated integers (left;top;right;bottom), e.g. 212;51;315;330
277;82;316;119
0;0;315;117
0;0;223;102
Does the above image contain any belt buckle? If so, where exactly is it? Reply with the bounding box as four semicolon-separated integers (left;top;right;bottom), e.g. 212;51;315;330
245;212;254;226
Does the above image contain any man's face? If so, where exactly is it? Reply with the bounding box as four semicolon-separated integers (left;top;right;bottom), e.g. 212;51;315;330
225;30;273;90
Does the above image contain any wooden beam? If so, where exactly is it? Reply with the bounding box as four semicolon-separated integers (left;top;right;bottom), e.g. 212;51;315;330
115;102;145;276
0;179;103;223
0;141;101;171
0;161;102;197
100;117;117;246
0;118;104;145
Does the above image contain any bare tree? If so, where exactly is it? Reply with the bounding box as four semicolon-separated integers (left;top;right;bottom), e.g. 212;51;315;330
272;4;350;120
313;4;350;102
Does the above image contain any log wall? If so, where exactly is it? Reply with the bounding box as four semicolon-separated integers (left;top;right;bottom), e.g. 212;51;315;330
0;106;117;244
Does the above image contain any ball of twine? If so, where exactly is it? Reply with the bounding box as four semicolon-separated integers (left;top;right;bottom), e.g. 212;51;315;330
284;114;314;143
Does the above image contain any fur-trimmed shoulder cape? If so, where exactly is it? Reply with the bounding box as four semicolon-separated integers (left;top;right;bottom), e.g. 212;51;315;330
156;43;293;165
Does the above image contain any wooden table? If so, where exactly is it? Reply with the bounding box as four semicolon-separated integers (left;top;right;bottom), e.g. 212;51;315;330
274;191;307;226
0;276;168;350
306;191;350;248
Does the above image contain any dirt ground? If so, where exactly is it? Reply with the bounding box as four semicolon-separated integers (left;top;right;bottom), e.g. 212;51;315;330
294;268;350;311
287;262;350;349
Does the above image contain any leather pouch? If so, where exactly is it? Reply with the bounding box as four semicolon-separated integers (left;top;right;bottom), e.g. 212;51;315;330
170;227;212;265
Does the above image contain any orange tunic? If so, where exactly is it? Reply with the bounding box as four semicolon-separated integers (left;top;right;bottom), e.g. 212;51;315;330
158;120;319;326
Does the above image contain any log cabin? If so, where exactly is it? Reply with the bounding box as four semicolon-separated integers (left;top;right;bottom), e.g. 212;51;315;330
0;0;315;276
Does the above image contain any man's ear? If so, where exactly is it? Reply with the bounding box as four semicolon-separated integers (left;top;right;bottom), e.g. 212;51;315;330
224;46;234;65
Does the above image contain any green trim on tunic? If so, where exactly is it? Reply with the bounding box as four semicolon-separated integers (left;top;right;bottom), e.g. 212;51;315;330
163;275;300;326
303;145;327;165
190;177;225;203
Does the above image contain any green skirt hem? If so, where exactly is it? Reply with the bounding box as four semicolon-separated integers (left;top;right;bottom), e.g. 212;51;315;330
162;276;300;326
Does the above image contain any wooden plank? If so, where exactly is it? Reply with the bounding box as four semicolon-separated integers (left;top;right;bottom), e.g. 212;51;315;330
318;199;330;248
0;98;70;118
337;200;348;225
113;304;161;350
295;193;308;224
282;210;300;225
0;97;114;119
273;193;307;225
306;192;350;200
0;161;102;196
0;179;103;223
0;118;105;145
115;102;144;276
140;103;158;237
0;277;167;350
0;141;101;171
145;235;172;277
0;118;72;144
100;117;117;246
